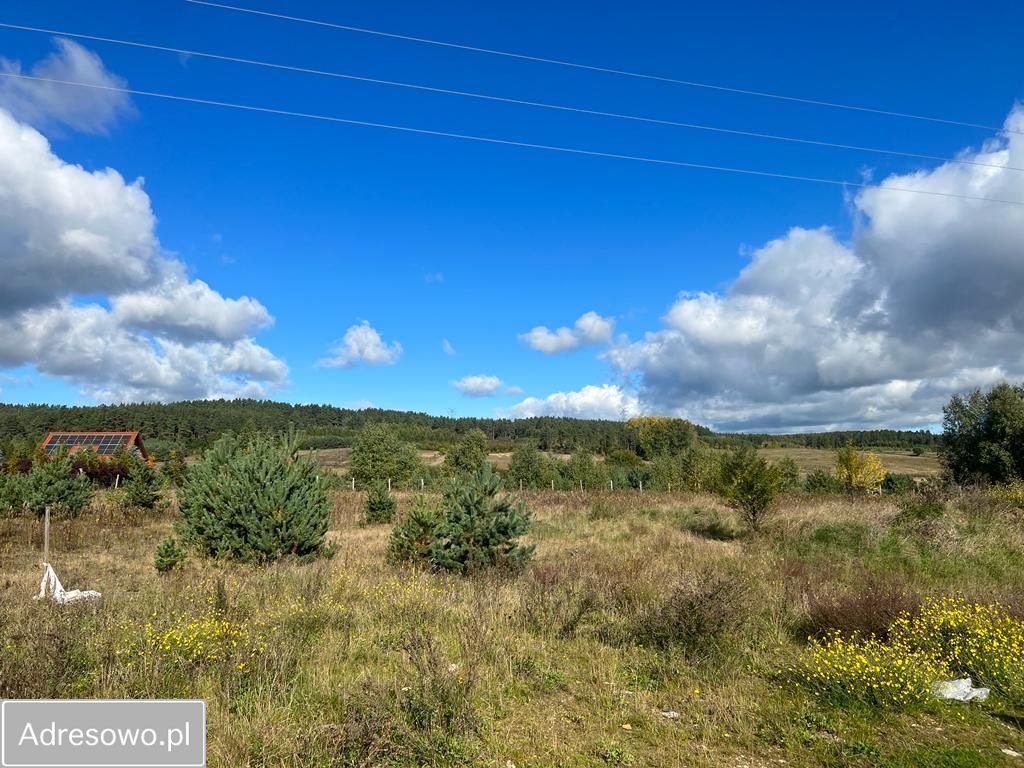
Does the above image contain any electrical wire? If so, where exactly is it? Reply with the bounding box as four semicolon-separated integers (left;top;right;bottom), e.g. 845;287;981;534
0;21;1016;172
2;72;1021;206
184;0;1021;136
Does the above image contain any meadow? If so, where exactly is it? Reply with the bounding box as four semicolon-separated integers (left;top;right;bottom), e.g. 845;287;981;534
756;448;940;479
2;486;1023;767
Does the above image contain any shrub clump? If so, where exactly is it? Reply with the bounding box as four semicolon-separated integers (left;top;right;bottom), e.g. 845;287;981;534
798;632;949;708
362;481;397;525
632;568;751;656
178;431;332;563
387;465;533;573
798;596;1024;707
890;596;1024;704
804;469;844;495
803;577;922;640
881;473;916;495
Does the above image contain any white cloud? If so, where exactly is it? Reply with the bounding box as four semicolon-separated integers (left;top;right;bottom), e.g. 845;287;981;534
319;321;402;368
452;374;503;397
508;384;641;420
112;268;273;342
607;105;1024;432
0;104;287;402
0;38;134;134
0;109;155;313
0;303;286;402
520;311;614;353
346;399;376;410
442;338;457;356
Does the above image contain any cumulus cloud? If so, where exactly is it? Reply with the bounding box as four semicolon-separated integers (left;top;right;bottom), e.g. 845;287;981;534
452;374;504;397
0;109;155;313
606;105;1024;432
508;384;641;420
319;321;402;368
0;38;134;134
0;105;286;402
520;311;614;353
112;268;273;342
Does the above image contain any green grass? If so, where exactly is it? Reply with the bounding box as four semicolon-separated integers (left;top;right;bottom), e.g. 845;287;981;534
2;489;1023;766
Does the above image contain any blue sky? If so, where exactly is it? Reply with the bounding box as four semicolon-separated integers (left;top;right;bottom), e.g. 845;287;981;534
1;0;1023;430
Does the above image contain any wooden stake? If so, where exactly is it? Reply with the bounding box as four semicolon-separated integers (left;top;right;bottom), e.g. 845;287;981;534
43;506;50;565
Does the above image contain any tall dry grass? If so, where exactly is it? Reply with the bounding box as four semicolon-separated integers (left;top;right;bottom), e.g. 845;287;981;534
2;487;1022;766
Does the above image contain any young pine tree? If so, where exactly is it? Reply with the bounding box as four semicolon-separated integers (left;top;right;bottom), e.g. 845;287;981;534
386;495;442;564
362;481;397;525
162;450;188;488
179;431;332;563
428;464;534;574
24;450;92;517
718;446;784;532
123;460;163;510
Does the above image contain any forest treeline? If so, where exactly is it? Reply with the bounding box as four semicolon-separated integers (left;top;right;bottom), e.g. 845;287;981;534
0;399;938;458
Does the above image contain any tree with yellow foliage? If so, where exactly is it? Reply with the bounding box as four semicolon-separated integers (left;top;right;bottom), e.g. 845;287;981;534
835;444;886;494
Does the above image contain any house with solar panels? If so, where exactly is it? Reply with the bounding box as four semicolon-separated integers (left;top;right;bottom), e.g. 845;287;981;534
40;431;149;460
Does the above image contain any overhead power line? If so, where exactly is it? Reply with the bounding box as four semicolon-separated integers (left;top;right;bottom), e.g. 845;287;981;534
185;0;1022;136
0;21;1017;173
1;72;1021;207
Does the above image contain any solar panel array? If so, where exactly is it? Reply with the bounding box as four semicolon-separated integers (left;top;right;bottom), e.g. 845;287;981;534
43;432;137;456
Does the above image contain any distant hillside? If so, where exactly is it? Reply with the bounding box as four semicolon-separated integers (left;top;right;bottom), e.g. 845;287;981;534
0;399;939;456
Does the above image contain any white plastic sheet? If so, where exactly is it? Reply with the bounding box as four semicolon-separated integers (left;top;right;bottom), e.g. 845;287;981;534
931;678;989;702
35;563;101;605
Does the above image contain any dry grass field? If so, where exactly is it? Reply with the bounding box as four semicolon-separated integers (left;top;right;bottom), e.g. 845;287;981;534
3;486;1024;767
758;447;941;478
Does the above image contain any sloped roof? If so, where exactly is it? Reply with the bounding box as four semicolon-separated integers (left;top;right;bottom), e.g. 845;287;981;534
41;431;148;459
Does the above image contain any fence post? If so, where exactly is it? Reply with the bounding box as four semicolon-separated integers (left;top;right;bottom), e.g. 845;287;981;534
551;479;554;491
421;478;424;490
610;479;613;491
43;506;50;565
639;479;643;494
519;479;523;492
351;477;355;491
387;478;391;492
